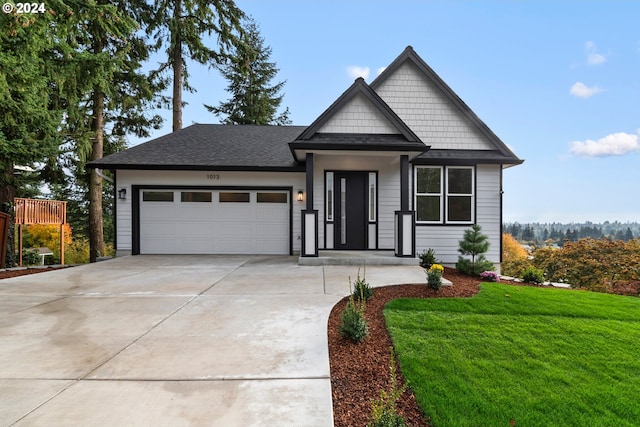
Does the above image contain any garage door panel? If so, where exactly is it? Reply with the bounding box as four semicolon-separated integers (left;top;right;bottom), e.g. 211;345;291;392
140;189;289;255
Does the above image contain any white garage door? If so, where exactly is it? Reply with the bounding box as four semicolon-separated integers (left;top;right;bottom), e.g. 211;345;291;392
139;189;290;254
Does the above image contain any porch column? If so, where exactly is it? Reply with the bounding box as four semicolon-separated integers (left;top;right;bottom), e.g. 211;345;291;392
301;153;318;257
400;155;409;210
395;155;415;257
394;210;415;257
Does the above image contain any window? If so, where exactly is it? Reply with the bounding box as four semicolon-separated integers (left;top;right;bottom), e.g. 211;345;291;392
219;192;250;202
326;172;333;221
143;191;174;202
257;192;287;203
368;172;376;222
415;166;474;223
415;167;442;222
446;167;473;222
181;192;212;202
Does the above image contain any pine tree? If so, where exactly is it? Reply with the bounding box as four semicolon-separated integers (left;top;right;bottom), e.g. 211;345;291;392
456;224;494;276
149;0;246;131
205;17;291;125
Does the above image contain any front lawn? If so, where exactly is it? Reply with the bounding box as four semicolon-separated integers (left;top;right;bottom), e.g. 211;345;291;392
384;283;640;427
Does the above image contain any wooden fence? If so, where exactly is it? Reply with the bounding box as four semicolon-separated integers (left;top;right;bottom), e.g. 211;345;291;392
14;198;67;265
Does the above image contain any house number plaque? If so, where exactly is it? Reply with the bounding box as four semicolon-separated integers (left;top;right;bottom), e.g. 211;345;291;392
206;173;220;180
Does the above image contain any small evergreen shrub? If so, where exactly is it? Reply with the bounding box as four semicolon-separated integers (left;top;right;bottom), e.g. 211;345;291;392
368;348;408;427
340;277;369;343
352;267;374;302
340;299;369;343
522;266;545;284
456;224;495;276
418;248;438;269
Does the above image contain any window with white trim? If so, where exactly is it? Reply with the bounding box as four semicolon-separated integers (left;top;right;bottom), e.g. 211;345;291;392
415;166;474;224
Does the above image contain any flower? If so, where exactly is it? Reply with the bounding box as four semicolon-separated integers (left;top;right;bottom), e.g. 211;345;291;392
429;264;444;274
480;271;500;282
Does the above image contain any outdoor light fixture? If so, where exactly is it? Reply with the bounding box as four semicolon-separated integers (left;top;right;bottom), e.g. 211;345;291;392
297;190;304;202
118;188;127;200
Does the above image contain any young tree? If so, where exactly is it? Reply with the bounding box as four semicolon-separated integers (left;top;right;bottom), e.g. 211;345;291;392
456;224;494;276
148;0;246;131
205;17;291;125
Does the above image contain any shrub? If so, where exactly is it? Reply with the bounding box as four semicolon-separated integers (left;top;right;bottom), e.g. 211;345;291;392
340;299;369;343
427;263;444;290
418;248;438;269
22;249;40;266
522;266;545;284
480;271;500;282
533;238;640;294
457;255;495;277
340;277;369;343
352;267;374;302
456;225;495;276
502;233;532;277
368;347;408;427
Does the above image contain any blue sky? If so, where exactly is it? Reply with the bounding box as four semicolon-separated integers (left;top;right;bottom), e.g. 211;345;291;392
138;1;640;224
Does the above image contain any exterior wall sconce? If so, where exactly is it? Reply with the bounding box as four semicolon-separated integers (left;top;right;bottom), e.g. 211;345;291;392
118;188;127;200
297;190;304;202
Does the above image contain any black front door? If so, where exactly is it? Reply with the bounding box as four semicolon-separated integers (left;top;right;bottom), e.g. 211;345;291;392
334;172;367;249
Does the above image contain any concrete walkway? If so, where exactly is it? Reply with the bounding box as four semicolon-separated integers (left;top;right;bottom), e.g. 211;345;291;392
0;255;426;426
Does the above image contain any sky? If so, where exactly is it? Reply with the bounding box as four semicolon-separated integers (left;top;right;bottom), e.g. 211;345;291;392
135;1;640;224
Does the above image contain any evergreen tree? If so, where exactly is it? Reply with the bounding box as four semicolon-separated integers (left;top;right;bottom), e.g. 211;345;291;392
205;17;291;125
58;1;165;262
456;224;494;276
149;0;246;131
0;6;68;266
623;227;634;241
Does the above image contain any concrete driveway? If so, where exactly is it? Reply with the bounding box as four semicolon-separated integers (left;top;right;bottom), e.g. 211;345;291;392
0;255;426;426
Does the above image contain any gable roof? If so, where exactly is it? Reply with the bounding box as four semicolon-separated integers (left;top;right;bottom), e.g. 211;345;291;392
90;124;306;171
289;77;428;160
371;46;523;165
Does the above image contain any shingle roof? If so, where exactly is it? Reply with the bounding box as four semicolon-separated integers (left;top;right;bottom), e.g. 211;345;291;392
89;124;307;171
413;149;524;166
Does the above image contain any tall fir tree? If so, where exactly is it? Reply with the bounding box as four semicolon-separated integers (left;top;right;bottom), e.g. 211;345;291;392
148;0;246;131
57;1;165;262
0;6;68;266
205;17;291;125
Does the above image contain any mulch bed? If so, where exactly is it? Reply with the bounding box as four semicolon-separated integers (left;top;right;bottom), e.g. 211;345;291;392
328;267;484;427
0;266;69;280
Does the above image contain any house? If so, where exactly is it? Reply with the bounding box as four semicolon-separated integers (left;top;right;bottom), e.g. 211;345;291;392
90;46;523;268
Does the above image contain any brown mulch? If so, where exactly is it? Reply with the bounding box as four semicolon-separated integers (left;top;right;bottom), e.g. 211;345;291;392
328;267;484;427
0;266;68;280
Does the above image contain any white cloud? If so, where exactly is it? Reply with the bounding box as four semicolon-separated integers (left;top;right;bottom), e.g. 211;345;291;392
585;41;606;65
346;66;370;80
570;82;603;98
570;130;640;157
377;66;386;76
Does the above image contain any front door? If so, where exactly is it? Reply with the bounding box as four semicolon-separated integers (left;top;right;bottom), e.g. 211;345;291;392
334;172;367;249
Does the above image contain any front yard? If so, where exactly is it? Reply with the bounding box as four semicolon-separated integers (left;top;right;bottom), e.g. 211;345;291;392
384;283;640;426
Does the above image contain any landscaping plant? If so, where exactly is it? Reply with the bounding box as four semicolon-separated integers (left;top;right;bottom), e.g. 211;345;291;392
456;224;495;276
340;277;369;342
367;347;408;427
521;265;545;284
352;267;374;302
427;263;444;290
418;248;438;269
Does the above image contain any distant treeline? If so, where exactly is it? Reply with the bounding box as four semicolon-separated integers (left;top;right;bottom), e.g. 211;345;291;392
504;221;639;244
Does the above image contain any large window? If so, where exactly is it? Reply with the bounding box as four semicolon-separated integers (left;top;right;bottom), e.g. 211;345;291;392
415;166;474;224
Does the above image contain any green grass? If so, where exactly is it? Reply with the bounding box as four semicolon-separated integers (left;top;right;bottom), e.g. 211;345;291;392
384;283;640;427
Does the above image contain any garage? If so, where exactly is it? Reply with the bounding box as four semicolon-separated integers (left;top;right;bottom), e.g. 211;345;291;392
138;189;291;255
